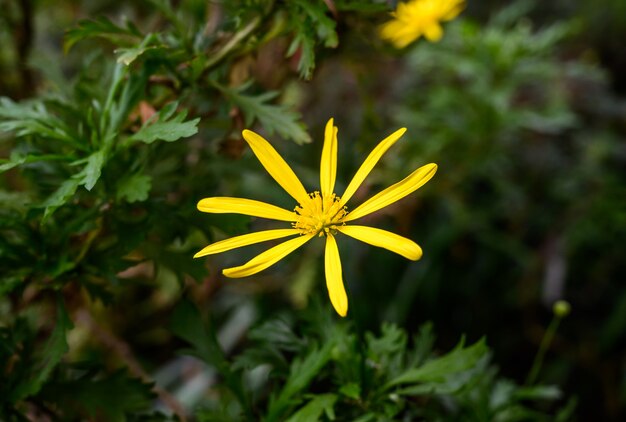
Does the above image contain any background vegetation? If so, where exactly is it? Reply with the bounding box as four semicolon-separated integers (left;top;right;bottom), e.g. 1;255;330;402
1;0;625;420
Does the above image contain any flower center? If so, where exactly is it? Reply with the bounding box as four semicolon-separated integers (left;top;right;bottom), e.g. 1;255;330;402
293;192;348;236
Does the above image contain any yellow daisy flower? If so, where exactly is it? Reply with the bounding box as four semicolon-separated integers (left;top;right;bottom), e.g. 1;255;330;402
380;0;465;48
195;119;437;317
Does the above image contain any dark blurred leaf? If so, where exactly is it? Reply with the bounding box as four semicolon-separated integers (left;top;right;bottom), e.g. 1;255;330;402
0;97;81;148
171;299;251;416
41;176;81;220
514;385;562;401
0;152;71;174
10;299;73;401
171;299;226;367
40;370;154;421
338;383;360;400
267;342;334;420
65;16;143;52
117;173;152;203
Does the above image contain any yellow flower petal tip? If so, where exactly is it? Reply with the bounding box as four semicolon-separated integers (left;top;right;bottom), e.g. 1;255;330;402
196;119;436;317
380;0;465;48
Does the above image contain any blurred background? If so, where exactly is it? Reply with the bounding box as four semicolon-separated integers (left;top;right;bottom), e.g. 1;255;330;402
1;0;625;420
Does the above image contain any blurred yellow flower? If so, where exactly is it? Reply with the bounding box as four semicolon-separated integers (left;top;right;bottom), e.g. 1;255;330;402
381;0;465;48
195;119;437;317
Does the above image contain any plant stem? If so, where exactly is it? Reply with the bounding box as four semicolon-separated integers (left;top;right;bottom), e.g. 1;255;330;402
526;316;561;386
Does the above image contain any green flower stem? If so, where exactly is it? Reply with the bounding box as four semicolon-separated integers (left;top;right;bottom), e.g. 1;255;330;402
526;314;562;386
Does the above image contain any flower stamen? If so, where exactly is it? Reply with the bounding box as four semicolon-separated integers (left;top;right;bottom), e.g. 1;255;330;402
293;192;348;236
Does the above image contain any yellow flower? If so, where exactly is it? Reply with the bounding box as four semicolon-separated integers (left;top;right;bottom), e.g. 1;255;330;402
380;0;465;48
195;119;437;317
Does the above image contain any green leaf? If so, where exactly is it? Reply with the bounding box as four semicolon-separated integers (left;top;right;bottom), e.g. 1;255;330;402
83;150;106;191
286;27;316;80
42;176;82;220
0;154;26;173
116;173;152;203
171;299;251;416
339;383;361;400
285;0;339;79
385;338;488;388
267;342;334;420
514;385;562;401
170;299;226;367
0;97;81;148
10;299;73;401
0;153;71;174
40;150;106;219
64;16;143;52
286;394;337;422
115;33;164;66
221;84;311;145
294;0;338;48
128;103;199;144
40;370;154;422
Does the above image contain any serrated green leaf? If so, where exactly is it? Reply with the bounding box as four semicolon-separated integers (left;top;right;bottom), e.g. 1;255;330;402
386;338;488;388
286;394;337;422
128;103;199;144
131;117;200;143
221;85;311;145
117;173;152;202
10;299;73;401
287;28;316;80
294;0;338;48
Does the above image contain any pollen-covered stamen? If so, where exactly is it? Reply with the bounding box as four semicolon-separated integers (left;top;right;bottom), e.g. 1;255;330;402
293;191;348;236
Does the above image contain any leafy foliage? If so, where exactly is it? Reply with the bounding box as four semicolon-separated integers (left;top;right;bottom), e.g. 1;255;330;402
220;82;311;145
1;0;624;420
191;303;569;421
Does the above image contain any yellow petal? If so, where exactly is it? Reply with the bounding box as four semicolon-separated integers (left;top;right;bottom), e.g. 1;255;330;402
197;197;297;222
442;0;465;20
242;130;310;205
345;163;437;222
337;225;422;260
194;228;300;258
423;23;443;42
380;20;421;49
320;118;338;198
222;234;313;278
340;127;406;207
325;234;348;317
